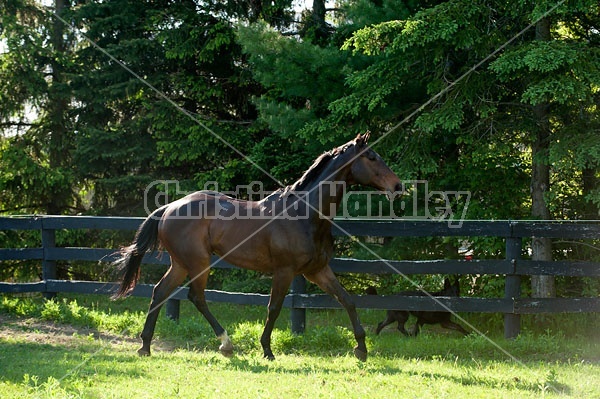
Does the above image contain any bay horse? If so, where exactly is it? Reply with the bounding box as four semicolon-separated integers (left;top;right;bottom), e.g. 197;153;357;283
112;132;402;361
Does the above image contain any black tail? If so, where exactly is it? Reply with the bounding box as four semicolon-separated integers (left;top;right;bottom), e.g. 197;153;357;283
112;206;167;299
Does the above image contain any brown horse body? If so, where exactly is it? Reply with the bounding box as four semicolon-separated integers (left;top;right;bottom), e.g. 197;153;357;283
113;133;402;361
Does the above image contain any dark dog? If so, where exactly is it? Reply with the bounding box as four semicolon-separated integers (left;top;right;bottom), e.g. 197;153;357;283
369;278;469;337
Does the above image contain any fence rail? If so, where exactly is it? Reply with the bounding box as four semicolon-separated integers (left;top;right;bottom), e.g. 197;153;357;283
1;216;599;338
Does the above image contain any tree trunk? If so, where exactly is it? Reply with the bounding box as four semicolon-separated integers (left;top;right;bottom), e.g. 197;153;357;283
304;0;329;45
47;0;70;215
582;167;599;220
530;17;555;298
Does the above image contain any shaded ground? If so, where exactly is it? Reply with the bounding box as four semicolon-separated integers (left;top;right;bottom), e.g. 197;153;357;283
0;313;141;348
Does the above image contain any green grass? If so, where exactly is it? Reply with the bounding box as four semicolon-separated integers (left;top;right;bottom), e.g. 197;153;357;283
1;293;599;398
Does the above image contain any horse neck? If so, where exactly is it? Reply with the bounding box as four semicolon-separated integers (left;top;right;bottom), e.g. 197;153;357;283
304;154;352;220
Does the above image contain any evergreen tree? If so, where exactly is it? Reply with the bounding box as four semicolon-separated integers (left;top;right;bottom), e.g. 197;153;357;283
0;0;78;214
69;0;294;211
1;0;295;215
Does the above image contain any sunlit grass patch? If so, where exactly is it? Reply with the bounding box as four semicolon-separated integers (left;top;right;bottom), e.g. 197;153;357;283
1;293;598;398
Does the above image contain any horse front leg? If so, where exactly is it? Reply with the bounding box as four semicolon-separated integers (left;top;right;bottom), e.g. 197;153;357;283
261;271;294;360
305;266;367;362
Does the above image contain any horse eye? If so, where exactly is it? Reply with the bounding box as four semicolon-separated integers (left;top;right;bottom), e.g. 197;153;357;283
366;151;377;161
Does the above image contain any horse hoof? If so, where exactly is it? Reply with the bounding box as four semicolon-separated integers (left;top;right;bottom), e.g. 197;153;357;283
219;349;233;357
219;348;234;358
137;348;151;357
219;341;234;357
353;347;367;362
264;353;275;361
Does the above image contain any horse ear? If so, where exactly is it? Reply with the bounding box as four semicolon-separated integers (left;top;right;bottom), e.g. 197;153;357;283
355;131;371;147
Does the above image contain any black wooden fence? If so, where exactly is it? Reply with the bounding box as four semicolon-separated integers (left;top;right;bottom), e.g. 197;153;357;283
1;216;599;338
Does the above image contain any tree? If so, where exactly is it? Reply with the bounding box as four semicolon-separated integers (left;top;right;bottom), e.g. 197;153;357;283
240;0;535;216
345;0;599;296
237;1;426;182
489;3;600;296
0;0;77;214
530;17;554;298
1;0;297;215
69;0;295;211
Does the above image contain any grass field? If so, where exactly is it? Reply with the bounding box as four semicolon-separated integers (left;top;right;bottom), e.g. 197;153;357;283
1;293;599;398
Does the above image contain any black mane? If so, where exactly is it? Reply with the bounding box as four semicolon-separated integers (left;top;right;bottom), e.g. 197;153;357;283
285;142;353;193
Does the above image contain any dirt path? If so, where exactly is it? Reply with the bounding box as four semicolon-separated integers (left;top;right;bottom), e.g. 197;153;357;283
0;313;186;354
0;313;139;348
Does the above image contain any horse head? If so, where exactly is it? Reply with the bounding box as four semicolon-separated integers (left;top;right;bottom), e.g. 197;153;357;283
349;131;403;199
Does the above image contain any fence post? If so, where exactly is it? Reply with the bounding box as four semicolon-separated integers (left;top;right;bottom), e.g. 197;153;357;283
166;298;180;321
41;222;57;300
290;275;306;334
504;236;522;339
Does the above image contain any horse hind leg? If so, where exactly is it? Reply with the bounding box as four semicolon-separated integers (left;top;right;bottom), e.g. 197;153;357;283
375;311;395;335
138;262;187;356
187;268;233;357
412;319;425;337
395;311;411;336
